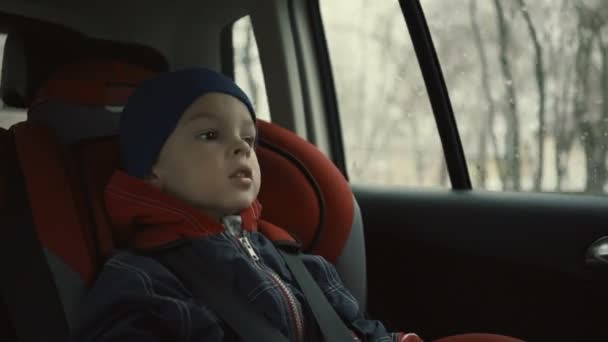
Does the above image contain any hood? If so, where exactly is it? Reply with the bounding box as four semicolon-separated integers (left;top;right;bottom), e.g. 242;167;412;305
104;170;262;250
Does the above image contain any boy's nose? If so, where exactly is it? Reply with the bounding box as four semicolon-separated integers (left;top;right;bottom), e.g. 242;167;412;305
232;139;252;156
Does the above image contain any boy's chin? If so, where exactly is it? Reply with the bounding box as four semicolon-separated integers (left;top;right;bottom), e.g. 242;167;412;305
221;198;257;216
193;196;257;220
231;201;256;214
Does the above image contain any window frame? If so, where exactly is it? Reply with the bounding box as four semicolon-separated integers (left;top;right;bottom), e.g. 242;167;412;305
293;0;348;177
220;21;235;81
398;0;471;190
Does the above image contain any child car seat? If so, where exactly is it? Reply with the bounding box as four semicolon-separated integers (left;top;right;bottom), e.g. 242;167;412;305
0;30;523;342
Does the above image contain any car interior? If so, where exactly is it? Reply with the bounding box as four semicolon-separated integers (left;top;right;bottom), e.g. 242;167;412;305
0;0;607;341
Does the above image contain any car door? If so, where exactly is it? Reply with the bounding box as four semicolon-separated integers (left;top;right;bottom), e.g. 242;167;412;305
314;0;608;341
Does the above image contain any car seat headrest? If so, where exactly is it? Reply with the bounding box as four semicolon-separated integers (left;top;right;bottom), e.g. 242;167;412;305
34;60;159;107
1;28;85;108
1;29;168;108
28;59;163;144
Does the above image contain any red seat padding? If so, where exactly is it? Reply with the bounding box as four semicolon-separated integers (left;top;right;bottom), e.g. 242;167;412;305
256;120;354;262
14;60;166;285
11;121;98;284
72;137;121;261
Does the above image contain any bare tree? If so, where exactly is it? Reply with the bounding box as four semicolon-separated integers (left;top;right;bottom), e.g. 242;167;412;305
553;65;576;191
516;0;546;191
598;27;608;193
546;0;576;191
469;0;503;189
326;0;608;192
571;2;608;194
342;6;428;183
493;0;521;191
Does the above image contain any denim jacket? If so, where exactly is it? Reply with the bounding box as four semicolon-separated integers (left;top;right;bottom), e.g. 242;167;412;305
71;171;420;342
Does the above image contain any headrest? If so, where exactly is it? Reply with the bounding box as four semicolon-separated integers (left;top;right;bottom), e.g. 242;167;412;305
34;60;160;107
1;28;85;108
1;29;168;108
27;60;163;144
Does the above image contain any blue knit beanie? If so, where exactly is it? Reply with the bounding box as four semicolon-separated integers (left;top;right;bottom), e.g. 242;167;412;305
120;67;256;178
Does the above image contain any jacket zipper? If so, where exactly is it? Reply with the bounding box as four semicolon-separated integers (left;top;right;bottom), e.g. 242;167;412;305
226;231;305;342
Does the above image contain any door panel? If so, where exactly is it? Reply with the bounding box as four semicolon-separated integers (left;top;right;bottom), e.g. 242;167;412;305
355;186;608;341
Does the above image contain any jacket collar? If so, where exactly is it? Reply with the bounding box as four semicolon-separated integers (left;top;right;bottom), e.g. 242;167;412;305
104;170;262;250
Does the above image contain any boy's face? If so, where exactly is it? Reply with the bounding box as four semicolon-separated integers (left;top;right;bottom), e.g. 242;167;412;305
148;92;261;220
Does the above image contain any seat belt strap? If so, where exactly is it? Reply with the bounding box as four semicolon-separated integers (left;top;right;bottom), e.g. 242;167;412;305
279;249;356;342
155;243;290;342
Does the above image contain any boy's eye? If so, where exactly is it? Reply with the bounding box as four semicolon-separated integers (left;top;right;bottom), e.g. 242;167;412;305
243;136;256;146
197;130;219;141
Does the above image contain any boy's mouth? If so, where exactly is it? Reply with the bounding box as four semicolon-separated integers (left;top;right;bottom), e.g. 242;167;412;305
229;166;253;180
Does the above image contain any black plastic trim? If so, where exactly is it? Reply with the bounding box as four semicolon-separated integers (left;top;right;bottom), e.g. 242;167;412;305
220;21;235;80
399;0;471;189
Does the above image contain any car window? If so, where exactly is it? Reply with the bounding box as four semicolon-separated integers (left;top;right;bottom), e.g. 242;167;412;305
426;0;608;195
320;0;449;188
0;34;27;129
233;15;271;122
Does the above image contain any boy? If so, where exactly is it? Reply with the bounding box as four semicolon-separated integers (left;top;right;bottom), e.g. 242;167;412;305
73;67;423;341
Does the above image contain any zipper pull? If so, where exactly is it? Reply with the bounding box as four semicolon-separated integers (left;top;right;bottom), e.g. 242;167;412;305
238;236;260;262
